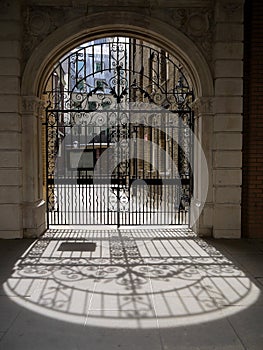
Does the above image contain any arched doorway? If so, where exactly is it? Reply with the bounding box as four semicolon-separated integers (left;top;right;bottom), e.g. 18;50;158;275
21;13;213;236
43;36;194;226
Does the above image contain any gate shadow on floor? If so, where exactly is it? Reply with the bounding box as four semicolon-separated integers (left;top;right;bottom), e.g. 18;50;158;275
2;228;261;329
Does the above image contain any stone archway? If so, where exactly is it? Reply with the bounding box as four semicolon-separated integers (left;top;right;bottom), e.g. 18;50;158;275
21;11;214;237
22;12;214;97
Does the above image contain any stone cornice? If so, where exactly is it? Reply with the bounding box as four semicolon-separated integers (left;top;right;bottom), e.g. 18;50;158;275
21;96;45;116
26;0;212;8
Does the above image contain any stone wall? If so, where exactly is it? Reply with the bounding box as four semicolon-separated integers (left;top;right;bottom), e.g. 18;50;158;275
0;0;247;238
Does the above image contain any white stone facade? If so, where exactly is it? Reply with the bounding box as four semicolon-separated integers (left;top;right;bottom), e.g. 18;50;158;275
0;0;244;238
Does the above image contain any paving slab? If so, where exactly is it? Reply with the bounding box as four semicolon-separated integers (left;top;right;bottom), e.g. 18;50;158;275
227;306;263;350
158;318;246;350
0;296;21;332
0;309;86;350
232;254;263;277
207;239;263;254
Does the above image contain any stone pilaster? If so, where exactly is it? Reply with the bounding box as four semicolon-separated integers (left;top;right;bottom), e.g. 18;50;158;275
212;0;244;238
0;0;23;238
21;96;46;238
191;97;214;236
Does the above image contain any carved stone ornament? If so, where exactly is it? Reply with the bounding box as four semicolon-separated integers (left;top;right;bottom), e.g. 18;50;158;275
186;12;210;37
191;97;213;116
22;6;66;63
222;1;243;16
21;96;46;116
22;4;214;68
27;10;51;36
167;8;213;63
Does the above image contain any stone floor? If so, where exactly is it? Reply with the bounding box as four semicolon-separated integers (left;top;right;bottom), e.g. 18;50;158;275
0;227;262;350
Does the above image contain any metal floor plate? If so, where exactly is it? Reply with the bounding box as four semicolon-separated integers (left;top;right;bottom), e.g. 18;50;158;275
57;242;97;252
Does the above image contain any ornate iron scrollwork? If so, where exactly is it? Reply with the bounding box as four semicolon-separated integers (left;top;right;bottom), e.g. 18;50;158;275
43;37;194;226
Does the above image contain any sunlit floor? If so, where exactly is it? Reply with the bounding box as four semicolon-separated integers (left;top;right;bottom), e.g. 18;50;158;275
0;228;263;350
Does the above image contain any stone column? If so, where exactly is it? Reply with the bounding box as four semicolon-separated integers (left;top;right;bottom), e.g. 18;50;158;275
21;96;46;238
212;0;244;238
191;97;214;237
0;1;23;238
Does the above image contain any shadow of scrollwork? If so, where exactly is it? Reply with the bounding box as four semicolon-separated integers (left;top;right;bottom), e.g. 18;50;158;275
3;228;260;328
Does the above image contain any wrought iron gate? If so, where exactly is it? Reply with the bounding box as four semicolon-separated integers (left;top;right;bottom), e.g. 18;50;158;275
43;37;194;226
